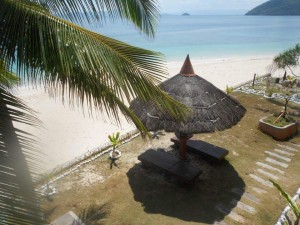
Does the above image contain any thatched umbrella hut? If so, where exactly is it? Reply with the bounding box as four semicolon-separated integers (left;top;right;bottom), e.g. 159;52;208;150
130;55;246;159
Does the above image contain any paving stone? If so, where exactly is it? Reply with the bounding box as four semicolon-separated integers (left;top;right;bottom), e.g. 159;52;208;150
265;157;289;168
274;149;295;157
257;168;279;180
215;204;246;223
231;188;260;204
50;211;83;225
251;186;267;194
290;143;300;148
249;174;273;187
231;187;244;196
264;151;291;162
277;144;298;152
243;193;260;204
256;162;285;175
231;199;256;214
213;221;228;225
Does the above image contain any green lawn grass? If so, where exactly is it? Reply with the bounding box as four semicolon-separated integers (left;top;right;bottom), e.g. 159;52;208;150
263;115;296;127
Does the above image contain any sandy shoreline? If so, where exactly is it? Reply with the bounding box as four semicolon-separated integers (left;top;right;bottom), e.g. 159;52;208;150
166;55;279;89
14;56;281;172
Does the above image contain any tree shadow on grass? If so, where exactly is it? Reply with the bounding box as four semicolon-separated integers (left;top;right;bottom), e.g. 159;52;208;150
127;154;245;224
78;202;109;225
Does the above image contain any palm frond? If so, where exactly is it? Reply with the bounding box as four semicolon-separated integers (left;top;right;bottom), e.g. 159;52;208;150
0;87;43;224
0;60;19;89
78;202;109;224
115;131;120;140
31;0;159;37
271;180;300;219
0;0;189;132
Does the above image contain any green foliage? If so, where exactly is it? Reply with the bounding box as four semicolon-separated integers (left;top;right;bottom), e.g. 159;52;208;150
265;87;280;97
0;60;19;89
225;85;234;95
0;0;189;136
108;132;121;151
246;0;300;15
271;44;300;76
270;180;300;223
286;75;297;86
263;115;295;127
266;89;273;97
78;202;108;225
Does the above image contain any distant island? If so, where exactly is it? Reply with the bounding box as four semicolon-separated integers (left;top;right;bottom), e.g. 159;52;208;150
182;13;190;16
246;0;300;15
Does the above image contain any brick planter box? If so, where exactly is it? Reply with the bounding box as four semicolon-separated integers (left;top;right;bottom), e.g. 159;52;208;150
259;116;298;141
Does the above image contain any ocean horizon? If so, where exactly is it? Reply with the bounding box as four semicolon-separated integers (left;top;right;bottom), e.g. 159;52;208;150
88;15;300;62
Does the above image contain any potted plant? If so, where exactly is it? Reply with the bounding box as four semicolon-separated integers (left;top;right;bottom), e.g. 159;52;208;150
259;97;298;140
108;132;122;159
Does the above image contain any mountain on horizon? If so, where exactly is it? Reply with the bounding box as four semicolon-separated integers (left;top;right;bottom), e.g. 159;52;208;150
246;0;300;15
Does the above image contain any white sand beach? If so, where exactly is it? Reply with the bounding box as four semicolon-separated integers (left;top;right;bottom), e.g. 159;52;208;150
14;56;282;173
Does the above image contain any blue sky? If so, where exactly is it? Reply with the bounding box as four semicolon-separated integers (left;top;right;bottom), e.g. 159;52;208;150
159;0;269;15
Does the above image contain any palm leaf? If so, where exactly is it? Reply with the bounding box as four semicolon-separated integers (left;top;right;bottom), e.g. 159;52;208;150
78;202;108;224
115;131;120;140
0;0;189;133
0;1;187;224
271;180;300;219
26;0;159;37
0;60;19;89
0;87;43;224
108;134;113;143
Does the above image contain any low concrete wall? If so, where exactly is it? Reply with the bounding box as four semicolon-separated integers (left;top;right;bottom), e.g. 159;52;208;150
37;129;140;186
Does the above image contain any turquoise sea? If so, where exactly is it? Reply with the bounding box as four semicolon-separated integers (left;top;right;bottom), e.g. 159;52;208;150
90;15;300;61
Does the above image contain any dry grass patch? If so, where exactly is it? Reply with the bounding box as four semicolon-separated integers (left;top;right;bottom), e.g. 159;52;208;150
42;92;300;225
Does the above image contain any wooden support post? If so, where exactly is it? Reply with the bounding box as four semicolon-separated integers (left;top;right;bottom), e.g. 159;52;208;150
179;136;187;160
283;71;287;81
252;73;256;87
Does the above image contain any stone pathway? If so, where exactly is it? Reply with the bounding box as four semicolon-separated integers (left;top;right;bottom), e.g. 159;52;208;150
214;142;299;224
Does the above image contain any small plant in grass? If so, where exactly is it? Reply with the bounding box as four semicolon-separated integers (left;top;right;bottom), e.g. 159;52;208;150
271;180;300;225
287;75;298;87
225;85;234;95
265;86;281;97
108;132;121;159
79;202;109;224
266;88;274;97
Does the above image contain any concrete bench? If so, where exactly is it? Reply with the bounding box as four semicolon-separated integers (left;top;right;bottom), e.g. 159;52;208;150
171;137;229;162
138;149;202;184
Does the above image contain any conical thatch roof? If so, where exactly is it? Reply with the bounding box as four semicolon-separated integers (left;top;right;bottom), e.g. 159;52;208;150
130;55;246;134
179;54;195;76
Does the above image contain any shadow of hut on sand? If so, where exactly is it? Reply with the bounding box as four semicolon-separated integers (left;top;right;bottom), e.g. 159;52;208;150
126;153;245;224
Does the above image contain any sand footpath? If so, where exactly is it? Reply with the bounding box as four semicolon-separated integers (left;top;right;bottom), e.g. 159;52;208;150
14;56;280;172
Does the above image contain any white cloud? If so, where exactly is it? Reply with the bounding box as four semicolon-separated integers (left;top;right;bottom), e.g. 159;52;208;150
159;0;269;14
